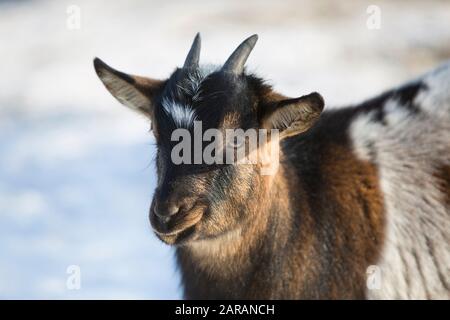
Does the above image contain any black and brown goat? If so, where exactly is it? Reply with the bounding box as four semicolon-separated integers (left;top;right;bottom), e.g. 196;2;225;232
94;34;450;299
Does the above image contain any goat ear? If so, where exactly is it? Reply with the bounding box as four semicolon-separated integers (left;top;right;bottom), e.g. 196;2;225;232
93;57;164;117
262;92;324;139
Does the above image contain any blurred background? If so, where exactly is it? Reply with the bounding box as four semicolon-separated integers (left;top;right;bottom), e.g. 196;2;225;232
0;0;449;299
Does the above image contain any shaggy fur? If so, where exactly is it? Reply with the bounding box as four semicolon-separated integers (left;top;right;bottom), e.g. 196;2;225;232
94;41;450;299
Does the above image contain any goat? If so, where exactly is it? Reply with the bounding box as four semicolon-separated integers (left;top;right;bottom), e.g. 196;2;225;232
94;34;450;299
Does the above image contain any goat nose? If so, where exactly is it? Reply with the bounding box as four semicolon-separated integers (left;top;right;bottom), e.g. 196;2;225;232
153;200;180;219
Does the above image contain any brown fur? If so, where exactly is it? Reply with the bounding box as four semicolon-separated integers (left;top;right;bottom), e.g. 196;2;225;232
94;51;387;299
176;114;386;299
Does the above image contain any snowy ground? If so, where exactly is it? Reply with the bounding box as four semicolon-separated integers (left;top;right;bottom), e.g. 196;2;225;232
0;0;449;299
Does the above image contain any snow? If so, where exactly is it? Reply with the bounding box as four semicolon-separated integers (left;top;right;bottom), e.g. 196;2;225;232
0;0;449;299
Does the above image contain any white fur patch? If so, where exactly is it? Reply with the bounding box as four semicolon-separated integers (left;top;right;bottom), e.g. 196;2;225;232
416;62;450;119
162;98;197;128
162;64;220;128
350;62;450;299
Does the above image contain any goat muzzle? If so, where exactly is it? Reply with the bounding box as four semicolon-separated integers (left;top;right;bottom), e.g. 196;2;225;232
150;202;206;244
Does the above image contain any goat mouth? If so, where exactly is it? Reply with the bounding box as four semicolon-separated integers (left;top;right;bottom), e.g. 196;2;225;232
155;225;197;245
150;204;205;243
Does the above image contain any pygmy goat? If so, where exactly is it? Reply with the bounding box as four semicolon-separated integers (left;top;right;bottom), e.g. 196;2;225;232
94;34;449;299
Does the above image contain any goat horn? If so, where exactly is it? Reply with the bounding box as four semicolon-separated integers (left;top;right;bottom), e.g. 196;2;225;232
222;34;258;74
183;33;201;69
